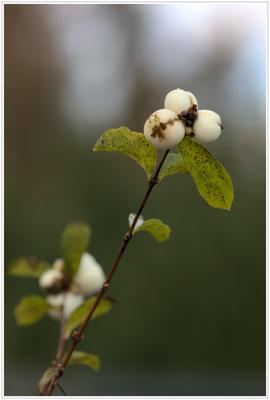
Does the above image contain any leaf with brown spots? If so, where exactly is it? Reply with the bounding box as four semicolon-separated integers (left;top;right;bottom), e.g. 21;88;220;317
178;137;234;210
93;127;157;180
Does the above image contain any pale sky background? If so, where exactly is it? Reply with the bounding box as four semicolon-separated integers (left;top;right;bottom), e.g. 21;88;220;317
46;3;266;136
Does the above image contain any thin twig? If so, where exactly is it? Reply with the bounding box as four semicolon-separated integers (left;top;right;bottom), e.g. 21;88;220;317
57;383;68;396
55;304;66;362
43;149;170;395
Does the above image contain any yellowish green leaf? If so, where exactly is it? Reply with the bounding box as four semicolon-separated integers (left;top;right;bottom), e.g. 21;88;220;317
6;258;51;278
69;351;101;371
61;222;91;276
38;367;57;395
178;137;234;210
134;219;171;242
64;297;113;338
15;295;49;326
93;127;157;180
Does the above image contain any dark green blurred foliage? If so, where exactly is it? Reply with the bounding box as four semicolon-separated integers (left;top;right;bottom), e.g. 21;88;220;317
5;3;265;396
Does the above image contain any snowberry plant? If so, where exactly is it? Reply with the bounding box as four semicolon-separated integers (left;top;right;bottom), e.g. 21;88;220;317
7;223;113;395
7;88;234;396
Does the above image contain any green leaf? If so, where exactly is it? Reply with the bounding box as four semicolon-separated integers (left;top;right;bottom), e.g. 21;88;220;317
61;222;91;276
69;351;101;371
159;152;188;181
6;257;51;278
38;367;57;395
15;295;49;326
64;297;113;338
178;137;234;210
134;219;171;242
93;127;157;180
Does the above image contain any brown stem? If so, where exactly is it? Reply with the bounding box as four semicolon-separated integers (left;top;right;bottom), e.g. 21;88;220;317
43;149;170;395
55;304;66;362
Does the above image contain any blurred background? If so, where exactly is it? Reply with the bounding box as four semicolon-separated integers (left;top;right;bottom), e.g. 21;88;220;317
4;3;266;396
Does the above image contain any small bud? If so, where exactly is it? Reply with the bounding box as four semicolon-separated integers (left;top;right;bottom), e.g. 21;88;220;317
128;213;144;230
73;252;105;296
46;291;84;319
185;126;195;137
53;258;65;272
39;269;65;293
144;109;185;149
193;110;222;143
164;88;198;115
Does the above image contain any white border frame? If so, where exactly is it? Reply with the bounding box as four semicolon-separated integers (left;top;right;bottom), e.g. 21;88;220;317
0;1;268;398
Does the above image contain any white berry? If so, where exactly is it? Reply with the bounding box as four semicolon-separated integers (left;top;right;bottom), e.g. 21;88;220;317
46;291;84;319
73;252;105;296
39;269;64;291
144;109;185;150
193;110;222;143
164;89;198;115
63;292;84;318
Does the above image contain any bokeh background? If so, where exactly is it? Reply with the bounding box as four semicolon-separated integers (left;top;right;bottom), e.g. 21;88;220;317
4;3;266;396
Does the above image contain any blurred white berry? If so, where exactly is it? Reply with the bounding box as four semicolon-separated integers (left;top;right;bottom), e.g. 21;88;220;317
47;292;64;308
46;293;64;319
73;252;105;296
144;109;185;149
128;213;144;230
64;292;84;318
46;291;84;319
164;89;198;115
39;269;64;291
53;258;65;272
193;110;222;143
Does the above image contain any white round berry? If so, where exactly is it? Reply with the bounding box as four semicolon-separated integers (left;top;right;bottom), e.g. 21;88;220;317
63;292;84;318
144;109;185;150
46;292;84;319
39;269;64;290
193;110;222;143
73;252;105;296
164;89;198;115
47;293;64;308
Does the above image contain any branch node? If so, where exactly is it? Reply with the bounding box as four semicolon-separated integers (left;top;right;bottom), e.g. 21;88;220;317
124;232;131;243
150;176;158;186
72;330;79;343
103;282;110;291
72;330;84;344
58;367;65;378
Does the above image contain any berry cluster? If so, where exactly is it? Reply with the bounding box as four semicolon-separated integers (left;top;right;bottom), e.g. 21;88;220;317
39;253;105;319
144;88;223;149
